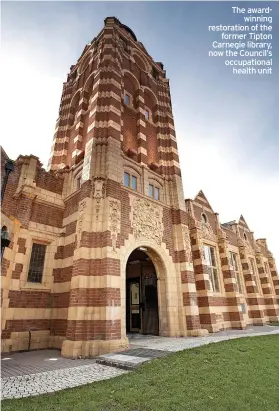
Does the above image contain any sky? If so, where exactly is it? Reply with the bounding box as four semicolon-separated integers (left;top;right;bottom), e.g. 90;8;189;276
1;1;279;264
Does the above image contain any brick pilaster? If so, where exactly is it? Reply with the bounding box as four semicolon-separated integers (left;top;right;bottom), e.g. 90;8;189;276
238;241;266;325
191;224;218;332
218;232;246;329
255;250;279;321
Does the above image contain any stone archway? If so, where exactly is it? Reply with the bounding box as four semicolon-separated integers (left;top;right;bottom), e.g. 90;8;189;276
126;248;159;335
120;239;184;339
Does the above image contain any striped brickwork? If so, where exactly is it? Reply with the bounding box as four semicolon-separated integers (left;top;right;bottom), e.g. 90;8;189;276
2;18;279;358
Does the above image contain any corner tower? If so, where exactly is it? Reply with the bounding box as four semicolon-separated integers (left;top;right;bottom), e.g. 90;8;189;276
47;17;205;358
48;17;181;199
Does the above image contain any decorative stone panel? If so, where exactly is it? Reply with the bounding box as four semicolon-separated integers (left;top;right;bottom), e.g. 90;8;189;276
131;196;163;245
182;224;193;264
108;199;121;250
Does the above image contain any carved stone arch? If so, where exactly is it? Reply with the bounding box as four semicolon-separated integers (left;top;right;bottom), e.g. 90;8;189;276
148;175;163;189
84;72;94;93
68;89;82;126
143;87;158;124
123;70;140;103
123;163;141;178
78;51;93;75
69;88;82;109
142;86;159;107
121;239;175;337
131;49;151;73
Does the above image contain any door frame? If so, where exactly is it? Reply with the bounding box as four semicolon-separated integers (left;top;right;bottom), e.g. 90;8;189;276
126;277;141;333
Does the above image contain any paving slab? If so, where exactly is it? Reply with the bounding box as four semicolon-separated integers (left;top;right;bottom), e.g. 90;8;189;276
1;325;279;399
1;349;96;378
1;363;127;400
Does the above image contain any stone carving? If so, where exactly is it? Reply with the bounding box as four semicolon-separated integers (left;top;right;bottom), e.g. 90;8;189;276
200;245;206;263
237;237;245;247
93;178;106;221
244;239;254;255
217;228;228;241
132;198;163;245
201;221;217;242
93;179;105;198
109;200;121;251
237;237;254;255
185;201;193;216
182;225;193;263
77;199;87;248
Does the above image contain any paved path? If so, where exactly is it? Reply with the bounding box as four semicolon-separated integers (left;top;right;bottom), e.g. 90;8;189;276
2;325;279;400
97;325;279;369
1;364;127;399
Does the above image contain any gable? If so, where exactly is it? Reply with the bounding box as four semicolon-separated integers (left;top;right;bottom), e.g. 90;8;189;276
194;190;214;212
238;215;250;230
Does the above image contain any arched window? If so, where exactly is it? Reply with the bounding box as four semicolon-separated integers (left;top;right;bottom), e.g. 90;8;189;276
124;171;137;190
201;213;207;224
78;54;91;75
144;89;157;123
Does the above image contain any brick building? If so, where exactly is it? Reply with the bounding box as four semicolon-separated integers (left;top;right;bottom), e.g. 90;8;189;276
1;17;279;358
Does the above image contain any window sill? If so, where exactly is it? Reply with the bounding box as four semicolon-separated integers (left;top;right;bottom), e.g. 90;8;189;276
20;282;51;292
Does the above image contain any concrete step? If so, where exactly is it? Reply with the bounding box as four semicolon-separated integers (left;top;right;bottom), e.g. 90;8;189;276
96;353;152;371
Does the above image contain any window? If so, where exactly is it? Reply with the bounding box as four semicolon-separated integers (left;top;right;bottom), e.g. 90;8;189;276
201;213;207;224
124;94;130;105
124;172;130;187
244;233;247;241
124;172;137;190
249;258;260;293
203;245;220;292
154;187;159;201
77;177;81;189
131;176;137;190
229;251;243;294
148;184;160;200
145;110;149;121
27;243;47;283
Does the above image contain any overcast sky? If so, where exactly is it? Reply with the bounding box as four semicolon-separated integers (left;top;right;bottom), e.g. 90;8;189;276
1;1;278;264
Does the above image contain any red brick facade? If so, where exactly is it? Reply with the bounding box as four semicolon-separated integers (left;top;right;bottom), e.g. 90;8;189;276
1;17;279;357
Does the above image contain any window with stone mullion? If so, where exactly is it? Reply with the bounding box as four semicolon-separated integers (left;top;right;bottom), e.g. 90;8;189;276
203;245;220;293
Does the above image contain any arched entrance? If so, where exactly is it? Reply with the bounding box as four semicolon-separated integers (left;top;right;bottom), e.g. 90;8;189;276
126;248;159;335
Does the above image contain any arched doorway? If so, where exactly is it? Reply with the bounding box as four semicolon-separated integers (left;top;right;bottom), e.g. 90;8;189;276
126;248;159;335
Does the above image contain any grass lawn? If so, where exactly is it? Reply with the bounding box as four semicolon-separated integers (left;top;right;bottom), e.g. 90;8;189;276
2;335;279;411
268;322;279;326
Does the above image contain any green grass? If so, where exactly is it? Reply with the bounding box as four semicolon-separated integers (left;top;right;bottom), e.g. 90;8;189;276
268;322;279;326
2;335;279;411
